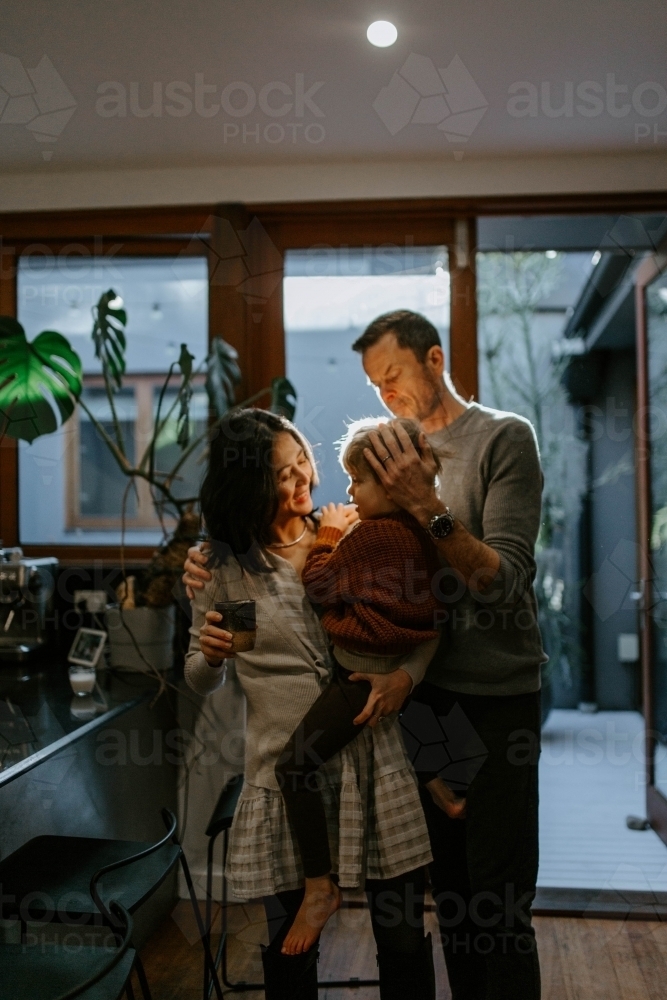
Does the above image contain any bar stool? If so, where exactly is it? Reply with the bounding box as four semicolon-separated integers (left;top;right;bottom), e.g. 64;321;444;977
1;843;145;1000
0;900;135;1000
0;809;223;1000
203;774;380;997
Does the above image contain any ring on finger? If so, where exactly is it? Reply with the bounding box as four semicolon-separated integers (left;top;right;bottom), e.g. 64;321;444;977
380;454;392;465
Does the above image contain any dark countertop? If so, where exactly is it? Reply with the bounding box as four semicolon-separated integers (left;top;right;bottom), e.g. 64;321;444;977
0;661;164;787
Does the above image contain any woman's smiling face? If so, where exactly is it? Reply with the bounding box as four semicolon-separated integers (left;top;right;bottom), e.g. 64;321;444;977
272;431;314;518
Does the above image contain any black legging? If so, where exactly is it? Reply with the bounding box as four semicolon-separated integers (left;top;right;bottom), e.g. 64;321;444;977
261;867;434;1000
275;663;373;878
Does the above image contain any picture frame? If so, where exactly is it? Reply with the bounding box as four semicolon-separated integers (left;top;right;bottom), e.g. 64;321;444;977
67;627;107;668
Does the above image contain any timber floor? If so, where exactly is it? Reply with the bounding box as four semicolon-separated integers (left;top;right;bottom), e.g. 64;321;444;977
137;900;667;1000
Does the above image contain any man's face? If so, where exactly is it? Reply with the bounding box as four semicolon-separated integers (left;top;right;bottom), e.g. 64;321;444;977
361;332;445;422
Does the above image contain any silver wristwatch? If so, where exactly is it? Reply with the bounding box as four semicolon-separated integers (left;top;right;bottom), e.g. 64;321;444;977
427;507;455;540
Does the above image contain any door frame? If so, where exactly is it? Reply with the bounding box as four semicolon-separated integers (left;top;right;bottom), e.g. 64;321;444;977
635;249;667;845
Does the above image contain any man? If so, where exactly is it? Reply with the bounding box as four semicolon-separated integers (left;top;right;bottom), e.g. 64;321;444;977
184;309;545;1000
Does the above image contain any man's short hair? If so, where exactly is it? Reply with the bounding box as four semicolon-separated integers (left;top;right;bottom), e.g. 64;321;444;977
352;310;442;363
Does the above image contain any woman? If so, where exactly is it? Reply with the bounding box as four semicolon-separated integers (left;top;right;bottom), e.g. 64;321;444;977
185;408;436;1000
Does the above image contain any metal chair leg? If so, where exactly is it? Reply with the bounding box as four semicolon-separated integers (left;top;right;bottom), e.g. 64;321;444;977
178;847;225;1000
125;975;136;1000
161;811;225;1000
133;954;153;1000
201;826;263;996
203;833;216;1000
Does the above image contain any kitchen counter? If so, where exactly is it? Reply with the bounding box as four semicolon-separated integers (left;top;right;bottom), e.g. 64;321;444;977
0;662;162;788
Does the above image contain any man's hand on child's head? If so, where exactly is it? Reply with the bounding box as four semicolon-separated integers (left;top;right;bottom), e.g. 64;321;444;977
318;502;359;534
363;422;439;522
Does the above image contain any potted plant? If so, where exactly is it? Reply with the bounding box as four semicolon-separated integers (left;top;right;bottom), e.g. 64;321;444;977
0;289;296;673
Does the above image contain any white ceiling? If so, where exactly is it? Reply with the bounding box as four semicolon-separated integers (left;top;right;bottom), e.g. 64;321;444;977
2;0;667;175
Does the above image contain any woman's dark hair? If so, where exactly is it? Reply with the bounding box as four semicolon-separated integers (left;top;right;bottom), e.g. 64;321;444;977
200;408;317;561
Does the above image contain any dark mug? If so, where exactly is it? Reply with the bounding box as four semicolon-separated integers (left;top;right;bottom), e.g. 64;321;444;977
214;600;257;653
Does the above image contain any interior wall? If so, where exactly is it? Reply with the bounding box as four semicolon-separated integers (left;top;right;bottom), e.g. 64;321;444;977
1;151;667;213
589;349;641;710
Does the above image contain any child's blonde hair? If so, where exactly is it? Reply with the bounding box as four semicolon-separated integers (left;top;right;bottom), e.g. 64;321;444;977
338;417;439;485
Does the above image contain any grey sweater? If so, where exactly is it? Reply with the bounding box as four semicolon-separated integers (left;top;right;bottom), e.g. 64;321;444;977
425;403;547;696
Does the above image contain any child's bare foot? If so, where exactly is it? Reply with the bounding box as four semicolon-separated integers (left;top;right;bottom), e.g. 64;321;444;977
426;777;467;819
281;875;341;955
281;876;341;955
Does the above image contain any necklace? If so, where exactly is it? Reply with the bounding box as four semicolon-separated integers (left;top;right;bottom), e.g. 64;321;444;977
268;519;309;549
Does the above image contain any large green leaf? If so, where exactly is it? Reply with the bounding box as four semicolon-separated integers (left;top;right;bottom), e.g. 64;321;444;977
0;317;82;443
270;376;297;420
92;289;127;389
206;337;242;417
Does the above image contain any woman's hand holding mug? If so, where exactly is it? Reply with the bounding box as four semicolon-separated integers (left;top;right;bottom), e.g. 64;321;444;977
199;610;235;667
318;502;359;535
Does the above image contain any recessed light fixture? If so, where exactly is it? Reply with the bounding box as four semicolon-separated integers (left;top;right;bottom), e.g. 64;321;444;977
367;20;398;47
591;250;601;265
545;250;557;259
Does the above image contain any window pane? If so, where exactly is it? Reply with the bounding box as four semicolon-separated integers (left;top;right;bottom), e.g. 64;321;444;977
79;389;137;518
17;255;208;545
284;246;449;503
152;387;209;503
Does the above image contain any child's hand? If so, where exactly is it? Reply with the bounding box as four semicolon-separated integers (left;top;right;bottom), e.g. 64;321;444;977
319;502;359;534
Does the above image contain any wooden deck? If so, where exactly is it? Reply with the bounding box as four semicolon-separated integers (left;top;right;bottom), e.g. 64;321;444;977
538;710;667;892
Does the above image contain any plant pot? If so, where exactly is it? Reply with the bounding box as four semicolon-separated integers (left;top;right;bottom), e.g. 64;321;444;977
105;606;175;673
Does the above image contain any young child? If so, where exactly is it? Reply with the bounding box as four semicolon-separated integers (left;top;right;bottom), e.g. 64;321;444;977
277;417;464;956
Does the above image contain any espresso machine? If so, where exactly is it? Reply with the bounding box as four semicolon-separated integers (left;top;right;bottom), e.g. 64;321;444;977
0;546;58;663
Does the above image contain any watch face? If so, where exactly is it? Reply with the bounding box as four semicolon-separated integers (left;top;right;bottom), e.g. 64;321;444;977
430;513;454;538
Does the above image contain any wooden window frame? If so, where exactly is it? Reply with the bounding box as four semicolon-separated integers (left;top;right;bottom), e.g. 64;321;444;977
2;192;666;562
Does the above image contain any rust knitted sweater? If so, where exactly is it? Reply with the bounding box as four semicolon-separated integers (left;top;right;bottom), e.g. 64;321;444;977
302;510;441;656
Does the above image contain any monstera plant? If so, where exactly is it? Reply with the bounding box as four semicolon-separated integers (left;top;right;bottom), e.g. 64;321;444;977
0;290;296;609
0;318;83;443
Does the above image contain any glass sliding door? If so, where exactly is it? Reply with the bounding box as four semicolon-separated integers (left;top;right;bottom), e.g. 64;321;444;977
476;249;596;712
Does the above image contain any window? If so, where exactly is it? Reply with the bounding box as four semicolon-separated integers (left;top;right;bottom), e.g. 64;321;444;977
284;246;450;503
18;255;208;545
64;377;209;530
